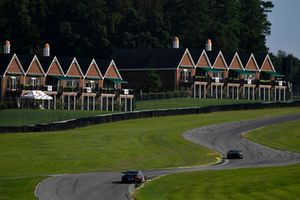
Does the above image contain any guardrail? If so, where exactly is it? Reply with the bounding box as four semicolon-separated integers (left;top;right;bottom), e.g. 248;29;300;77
0;101;299;133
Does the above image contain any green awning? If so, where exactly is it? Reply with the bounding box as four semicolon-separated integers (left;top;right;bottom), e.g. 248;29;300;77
264;71;285;77
106;77;128;84
201;67;224;73
231;69;254;75
49;75;78;80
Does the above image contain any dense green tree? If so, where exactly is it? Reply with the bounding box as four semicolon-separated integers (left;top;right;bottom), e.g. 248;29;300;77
0;0;277;57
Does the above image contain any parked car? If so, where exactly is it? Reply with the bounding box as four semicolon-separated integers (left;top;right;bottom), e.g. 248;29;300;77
227;150;243;159
121;170;146;183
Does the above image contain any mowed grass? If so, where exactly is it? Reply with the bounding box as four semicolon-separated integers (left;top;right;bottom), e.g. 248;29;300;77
0;109;113;126
0;108;300;200
134;114;300;200
134;164;300;200
135;98;257;110
1;108;300;178
245;120;300;153
0;176;43;200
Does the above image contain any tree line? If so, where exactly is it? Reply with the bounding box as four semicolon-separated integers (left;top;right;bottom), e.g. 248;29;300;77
0;0;273;58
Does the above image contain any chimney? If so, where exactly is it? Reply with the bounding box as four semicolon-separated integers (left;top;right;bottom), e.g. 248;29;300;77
206;39;212;51
172;36;179;49
43;43;50;56
3;40;10;54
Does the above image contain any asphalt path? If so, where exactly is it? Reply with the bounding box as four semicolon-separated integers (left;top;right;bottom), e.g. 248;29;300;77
36;114;300;200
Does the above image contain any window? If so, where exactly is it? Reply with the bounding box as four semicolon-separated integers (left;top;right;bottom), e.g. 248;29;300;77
10;77;16;91
180;68;191;82
31;77;37;87
244;74;255;80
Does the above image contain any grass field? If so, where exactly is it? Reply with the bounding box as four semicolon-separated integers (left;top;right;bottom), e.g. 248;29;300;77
0;99;258;126
134;164;300;200
245;120;300;153
0;109;113;126
135;98;256;110
134;114;300;200
0;108;300;200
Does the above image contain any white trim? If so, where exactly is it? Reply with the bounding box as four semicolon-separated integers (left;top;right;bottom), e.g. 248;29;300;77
66;57;84;77
176;48;196;69
260;54;276;72
103;59;123;80
245;53;260;71
212;51;228;69
228;52;245;70
196;50;213;68
3;54;26;77
46;56;65;76
84;58;104;79
25;55;46;76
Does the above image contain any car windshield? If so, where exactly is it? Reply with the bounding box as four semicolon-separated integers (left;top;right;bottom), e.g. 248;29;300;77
123;170;139;175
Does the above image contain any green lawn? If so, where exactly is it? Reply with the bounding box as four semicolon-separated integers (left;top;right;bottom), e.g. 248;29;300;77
134;113;300;200
135;98;257;110
0;109;113;126
245;120;300;153
0;176;43;200
0;108;300;200
134;164;300;200
0;99;258;126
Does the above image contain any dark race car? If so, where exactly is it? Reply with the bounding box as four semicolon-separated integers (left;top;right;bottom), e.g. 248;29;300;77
227;150;243;159
121;170;146;183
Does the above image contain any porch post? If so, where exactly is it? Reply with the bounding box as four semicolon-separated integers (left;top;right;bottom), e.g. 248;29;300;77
87;96;90;111
93;96;95;111
112;96;114;111
274;88;277;101
74;96;76;110
130;98;133;112
100;96;103;111
68;95;70;110
54;95;56;110
268;88;271;101
125;96;127;112
284;88;286;101
194;84;196;98
106;97;108;111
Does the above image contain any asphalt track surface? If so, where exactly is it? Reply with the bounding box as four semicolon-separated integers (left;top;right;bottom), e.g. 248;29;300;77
36;114;300;200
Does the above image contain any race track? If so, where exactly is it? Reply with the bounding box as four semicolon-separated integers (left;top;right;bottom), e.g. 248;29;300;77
36;114;300;200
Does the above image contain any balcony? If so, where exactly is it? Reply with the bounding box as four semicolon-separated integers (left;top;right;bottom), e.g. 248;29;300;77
63;86;80;93
195;76;209;82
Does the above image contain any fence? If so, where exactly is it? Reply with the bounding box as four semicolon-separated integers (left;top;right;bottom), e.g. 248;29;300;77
1;101;300;134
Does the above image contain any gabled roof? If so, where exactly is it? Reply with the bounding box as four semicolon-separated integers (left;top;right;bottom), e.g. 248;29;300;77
0;54;16;75
18;55;45;75
112;48;187;70
77;58;103;78
211;51;228;69
255;53;276;72
38;56;64;76
96;59;123;80
189;49;212;67
227;52;244;70
244;53;260;71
